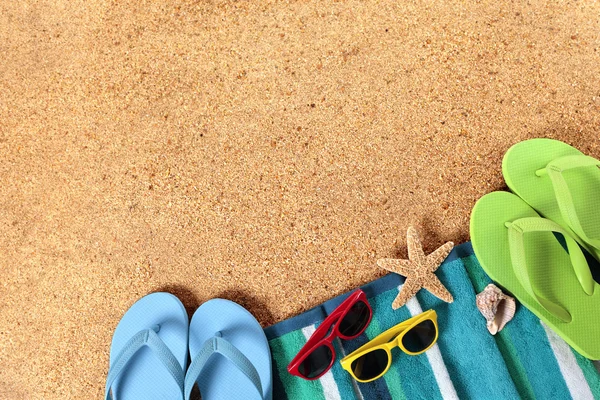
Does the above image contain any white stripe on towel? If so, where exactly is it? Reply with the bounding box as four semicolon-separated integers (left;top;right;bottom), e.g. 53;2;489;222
405;291;459;400
302;325;342;400
541;322;594;400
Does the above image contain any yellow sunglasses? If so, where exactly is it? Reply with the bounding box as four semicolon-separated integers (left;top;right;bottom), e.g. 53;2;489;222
340;309;438;382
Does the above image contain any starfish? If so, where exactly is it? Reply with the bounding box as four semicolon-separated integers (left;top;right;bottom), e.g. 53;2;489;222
377;226;454;310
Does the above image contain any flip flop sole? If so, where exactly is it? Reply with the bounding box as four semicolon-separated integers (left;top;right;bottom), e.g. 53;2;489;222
108;293;189;399
471;191;600;359
188;299;272;400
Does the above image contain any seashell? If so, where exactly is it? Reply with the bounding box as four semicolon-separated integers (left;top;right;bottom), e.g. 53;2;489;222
476;284;516;335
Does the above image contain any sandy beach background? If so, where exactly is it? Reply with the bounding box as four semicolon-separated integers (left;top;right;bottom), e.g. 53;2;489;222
1;0;600;397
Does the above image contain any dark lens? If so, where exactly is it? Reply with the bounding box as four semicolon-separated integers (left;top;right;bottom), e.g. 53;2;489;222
298;345;333;379
401;319;436;353
339;301;370;337
350;349;389;381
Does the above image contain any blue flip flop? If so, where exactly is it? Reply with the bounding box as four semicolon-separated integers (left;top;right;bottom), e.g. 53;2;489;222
184;299;273;400
105;293;189;400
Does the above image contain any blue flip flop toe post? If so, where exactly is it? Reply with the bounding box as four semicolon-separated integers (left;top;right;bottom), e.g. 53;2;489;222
105;293;189;400
185;299;273;400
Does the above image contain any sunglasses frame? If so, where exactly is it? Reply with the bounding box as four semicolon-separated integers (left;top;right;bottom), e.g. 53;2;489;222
340;309;438;383
287;289;373;380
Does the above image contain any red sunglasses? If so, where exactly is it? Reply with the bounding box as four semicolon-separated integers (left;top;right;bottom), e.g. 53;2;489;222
287;289;373;380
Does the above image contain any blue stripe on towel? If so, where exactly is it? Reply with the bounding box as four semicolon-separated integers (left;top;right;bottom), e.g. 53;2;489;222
343;329;393;400
503;310;571;399
417;258;520;399
340;289;403;400
369;288;411;331
369;289;409;400
380;298;442;400
330;338;359;400
462;254;537;399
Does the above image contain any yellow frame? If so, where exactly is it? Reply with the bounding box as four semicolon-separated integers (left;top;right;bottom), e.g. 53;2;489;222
339;309;438;382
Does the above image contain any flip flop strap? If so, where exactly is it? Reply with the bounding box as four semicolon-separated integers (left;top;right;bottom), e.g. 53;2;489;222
105;328;185;400
536;154;600;249
184;335;264;400
506;217;595;323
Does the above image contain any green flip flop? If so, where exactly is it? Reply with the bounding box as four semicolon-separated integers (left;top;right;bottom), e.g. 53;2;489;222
470;191;600;359
503;138;600;260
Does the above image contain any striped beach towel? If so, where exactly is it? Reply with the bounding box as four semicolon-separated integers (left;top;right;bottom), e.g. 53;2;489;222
265;243;600;400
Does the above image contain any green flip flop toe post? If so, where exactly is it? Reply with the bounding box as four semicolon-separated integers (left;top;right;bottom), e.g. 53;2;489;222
502;138;600;260
470;191;600;359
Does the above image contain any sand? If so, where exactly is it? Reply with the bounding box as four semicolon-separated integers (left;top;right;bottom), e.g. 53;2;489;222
1;0;600;398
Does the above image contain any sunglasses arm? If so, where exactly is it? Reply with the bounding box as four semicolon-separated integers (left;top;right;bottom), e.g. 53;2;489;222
288;289;370;378
288;304;349;369
303;308;344;350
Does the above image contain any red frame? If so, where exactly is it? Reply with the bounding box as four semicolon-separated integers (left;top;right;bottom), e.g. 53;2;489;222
287;289;373;380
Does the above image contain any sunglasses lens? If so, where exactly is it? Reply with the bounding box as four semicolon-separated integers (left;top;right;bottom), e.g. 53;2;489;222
339;300;370;337
298;345;333;379
350;349;389;381
401;319;437;353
